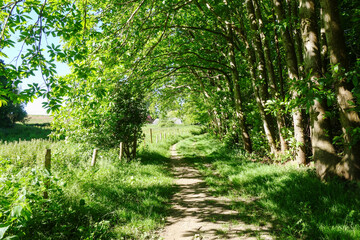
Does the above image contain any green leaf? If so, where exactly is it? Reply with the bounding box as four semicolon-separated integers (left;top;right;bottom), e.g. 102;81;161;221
10;205;23;218
0;99;7;107
3;236;18;240
0;226;9;240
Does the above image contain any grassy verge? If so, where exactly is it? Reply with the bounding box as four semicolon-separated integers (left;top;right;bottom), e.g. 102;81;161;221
0;125;196;239
0;115;52;142
0;124;51;142
176;133;360;239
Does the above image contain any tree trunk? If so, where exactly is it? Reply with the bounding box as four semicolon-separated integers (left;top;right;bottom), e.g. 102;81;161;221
246;0;278;155
319;7;329;75
299;0;340;178
253;0;288;153
273;0;307;164
272;9;285;101
319;0;360;180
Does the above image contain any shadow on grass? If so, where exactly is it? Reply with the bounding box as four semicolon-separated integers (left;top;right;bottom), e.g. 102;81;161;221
0;123;51;142
183;153;360;239
140;150;173;166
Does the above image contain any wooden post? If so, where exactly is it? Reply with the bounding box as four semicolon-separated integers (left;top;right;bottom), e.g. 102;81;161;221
150;128;153;143
156;135;158;143
45;149;51;171
132;134;137;159
119;142;123;160
91;149;98;167
44;149;51;199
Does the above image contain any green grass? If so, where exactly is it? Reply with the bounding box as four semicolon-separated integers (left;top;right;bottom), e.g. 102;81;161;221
0;115;52;142
0;125;197;239
26;115;52;124
0;124;51;142
176;133;360;239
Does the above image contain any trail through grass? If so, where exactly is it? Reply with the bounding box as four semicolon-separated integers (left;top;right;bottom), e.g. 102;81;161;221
0;126;197;239
176;133;360;239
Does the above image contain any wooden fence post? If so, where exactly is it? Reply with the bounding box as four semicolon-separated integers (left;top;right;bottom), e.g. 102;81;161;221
132;134;137;159
44;149;51;199
150;128;153;143
119;142;123;160
91;149;98;167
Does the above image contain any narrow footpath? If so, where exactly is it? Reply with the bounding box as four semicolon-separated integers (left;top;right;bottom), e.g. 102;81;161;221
159;144;272;240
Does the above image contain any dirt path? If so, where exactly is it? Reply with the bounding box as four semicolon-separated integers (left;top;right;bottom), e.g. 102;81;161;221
159;144;273;240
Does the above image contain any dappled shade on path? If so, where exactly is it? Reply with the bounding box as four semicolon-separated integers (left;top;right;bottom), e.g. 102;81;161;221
159;145;273;239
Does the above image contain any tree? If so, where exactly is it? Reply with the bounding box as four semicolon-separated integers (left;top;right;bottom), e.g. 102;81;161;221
2;0;360;180
273;0;307;165
0;60;27;128
108;84;148;159
319;0;360;180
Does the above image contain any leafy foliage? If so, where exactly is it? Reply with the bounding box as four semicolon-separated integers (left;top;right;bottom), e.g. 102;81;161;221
0;63;27;128
52;80;148;160
0;102;27;128
106;84;148;158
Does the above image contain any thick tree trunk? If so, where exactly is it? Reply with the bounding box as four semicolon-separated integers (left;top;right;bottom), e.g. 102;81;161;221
319;0;360;180
273;0;307;164
246;0;278;155
253;0;288;153
299;0;340;178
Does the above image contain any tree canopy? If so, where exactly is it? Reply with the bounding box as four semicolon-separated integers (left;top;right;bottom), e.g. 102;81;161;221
1;0;360;179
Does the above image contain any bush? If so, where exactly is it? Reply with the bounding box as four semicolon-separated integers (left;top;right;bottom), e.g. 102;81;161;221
52;83;147;160
159;119;175;127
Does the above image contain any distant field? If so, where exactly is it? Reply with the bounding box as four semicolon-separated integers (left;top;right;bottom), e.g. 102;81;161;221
27;115;53;124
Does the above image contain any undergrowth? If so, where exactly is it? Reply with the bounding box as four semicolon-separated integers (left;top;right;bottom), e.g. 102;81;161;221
176;133;360;239
0;125;196;239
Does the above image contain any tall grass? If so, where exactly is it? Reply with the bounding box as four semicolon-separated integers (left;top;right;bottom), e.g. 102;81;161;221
0;125;197;239
176;133;360;239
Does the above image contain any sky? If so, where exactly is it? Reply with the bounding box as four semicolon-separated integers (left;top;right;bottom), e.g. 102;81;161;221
3;33;70;115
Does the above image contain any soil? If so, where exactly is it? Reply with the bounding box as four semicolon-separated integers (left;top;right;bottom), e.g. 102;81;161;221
158;144;273;240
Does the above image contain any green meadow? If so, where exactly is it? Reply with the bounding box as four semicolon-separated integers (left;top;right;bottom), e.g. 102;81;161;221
0;121;194;239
